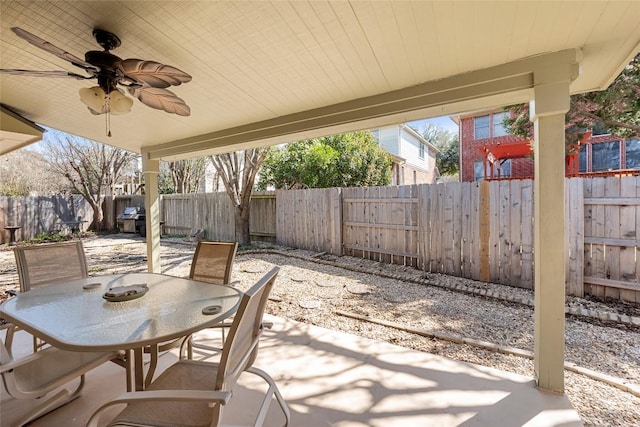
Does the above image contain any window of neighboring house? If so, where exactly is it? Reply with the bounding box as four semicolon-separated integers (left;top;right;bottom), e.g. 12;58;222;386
419;143;425;159
498;159;512;177
625;138;640;169
474;115;490;139
591;140;621;172
474;161;485;181
473;159;511;181
493;111;510;137
579;144;588;172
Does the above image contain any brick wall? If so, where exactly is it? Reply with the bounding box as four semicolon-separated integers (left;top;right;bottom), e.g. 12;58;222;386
460;116;533;181
460;114;640;181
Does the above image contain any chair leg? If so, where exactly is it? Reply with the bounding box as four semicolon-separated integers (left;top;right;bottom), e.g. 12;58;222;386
246;366;291;427
179;334;193;360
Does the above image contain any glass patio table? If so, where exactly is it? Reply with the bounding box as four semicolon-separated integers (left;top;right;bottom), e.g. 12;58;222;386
0;273;241;391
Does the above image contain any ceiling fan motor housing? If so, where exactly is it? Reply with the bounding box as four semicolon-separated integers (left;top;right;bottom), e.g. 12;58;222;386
92;29;121;51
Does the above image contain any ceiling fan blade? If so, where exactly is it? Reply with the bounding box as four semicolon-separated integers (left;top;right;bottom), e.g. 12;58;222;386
11;27;98;72
120;59;192;88
129;87;191;116
0;69;91;79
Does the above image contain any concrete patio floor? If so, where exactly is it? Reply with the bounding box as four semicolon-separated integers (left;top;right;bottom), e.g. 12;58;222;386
1;314;581;427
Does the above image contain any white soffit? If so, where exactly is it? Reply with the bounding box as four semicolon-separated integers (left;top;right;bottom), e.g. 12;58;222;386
0;1;638;159
0;106;44;155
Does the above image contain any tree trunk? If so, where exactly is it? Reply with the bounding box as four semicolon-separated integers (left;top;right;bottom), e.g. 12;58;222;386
91;203;104;232
235;207;251;246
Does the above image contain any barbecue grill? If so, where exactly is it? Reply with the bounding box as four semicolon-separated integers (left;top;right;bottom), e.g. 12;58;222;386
116;207;146;234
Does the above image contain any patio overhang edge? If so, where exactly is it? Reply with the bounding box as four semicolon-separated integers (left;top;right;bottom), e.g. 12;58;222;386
0;105;45;156
144;49;581;160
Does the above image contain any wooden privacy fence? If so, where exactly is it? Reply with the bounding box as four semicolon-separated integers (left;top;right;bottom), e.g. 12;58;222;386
342;185;419;266
419;179;537;289
3;178;639;302
103;193;275;242
276;178;640;302
276;188;341;253
582;176;640;303
0;195;92;243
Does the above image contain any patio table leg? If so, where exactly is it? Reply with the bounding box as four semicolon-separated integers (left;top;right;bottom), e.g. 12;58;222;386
134;347;145;391
123;348;134;392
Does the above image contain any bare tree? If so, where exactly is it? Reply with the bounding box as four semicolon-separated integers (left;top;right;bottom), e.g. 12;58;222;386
209;148;269;245
45;130;136;231
167;158;207;193
0;149;67;195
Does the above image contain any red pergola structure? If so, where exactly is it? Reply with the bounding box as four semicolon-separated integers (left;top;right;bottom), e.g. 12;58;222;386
479;140;533;180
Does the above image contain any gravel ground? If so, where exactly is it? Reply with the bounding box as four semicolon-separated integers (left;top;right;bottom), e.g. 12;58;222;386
1;234;639;426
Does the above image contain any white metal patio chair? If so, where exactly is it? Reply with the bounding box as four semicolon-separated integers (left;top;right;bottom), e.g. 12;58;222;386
0;326;120;427
13;240;89;293
10;240;89;352
184;241;238;357
87;266;290;427
139;242;239;387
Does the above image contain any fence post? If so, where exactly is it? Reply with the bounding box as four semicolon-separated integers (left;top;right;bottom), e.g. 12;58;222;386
479;181;491;282
566;177;584;296
330;188;343;255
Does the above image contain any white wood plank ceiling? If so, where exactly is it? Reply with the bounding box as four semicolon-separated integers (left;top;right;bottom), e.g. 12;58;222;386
1;1;639;158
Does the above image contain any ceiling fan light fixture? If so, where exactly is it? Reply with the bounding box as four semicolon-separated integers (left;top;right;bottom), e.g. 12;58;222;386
109;90;133;114
79;86;106;111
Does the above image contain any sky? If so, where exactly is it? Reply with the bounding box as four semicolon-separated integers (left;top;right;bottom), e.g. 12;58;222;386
406;116;459;134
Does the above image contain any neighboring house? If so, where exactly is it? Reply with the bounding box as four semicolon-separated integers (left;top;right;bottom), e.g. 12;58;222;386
455;109;534;182
371;124;438;185
575;129;640;176
455;109;640;182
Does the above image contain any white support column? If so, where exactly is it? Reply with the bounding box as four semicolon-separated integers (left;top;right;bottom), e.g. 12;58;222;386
141;152;161;273
530;78;571;394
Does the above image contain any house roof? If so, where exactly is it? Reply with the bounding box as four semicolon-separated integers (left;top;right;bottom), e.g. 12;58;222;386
1;1;639;160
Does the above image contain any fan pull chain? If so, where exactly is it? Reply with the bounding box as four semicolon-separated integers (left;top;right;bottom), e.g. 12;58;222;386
105;92;112;137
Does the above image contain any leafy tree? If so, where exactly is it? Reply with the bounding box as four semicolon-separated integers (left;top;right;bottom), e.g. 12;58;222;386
258;131;392;190
209;149;269;246
0;149;67;195
417;123;459;176
504;53;640;151
44;130;137;231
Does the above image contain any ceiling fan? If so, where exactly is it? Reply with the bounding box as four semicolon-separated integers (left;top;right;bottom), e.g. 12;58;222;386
1;27;192;134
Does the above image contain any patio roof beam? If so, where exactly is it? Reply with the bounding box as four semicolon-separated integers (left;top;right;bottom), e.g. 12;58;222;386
145;49;581;160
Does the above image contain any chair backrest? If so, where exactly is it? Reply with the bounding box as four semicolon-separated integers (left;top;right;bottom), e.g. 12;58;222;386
13;240;88;292
189;241;238;285
215;266;278;392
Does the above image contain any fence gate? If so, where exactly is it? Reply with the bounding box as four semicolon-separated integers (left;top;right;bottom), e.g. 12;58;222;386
582;176;640;303
342;185;419;267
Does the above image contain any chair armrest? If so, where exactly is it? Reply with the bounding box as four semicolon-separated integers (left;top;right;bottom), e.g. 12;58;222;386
0;349;49;373
86;390;232;427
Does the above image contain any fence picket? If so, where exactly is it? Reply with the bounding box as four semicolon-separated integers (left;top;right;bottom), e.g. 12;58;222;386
619;177;638;303
509;180;523;287
604;178;621;300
